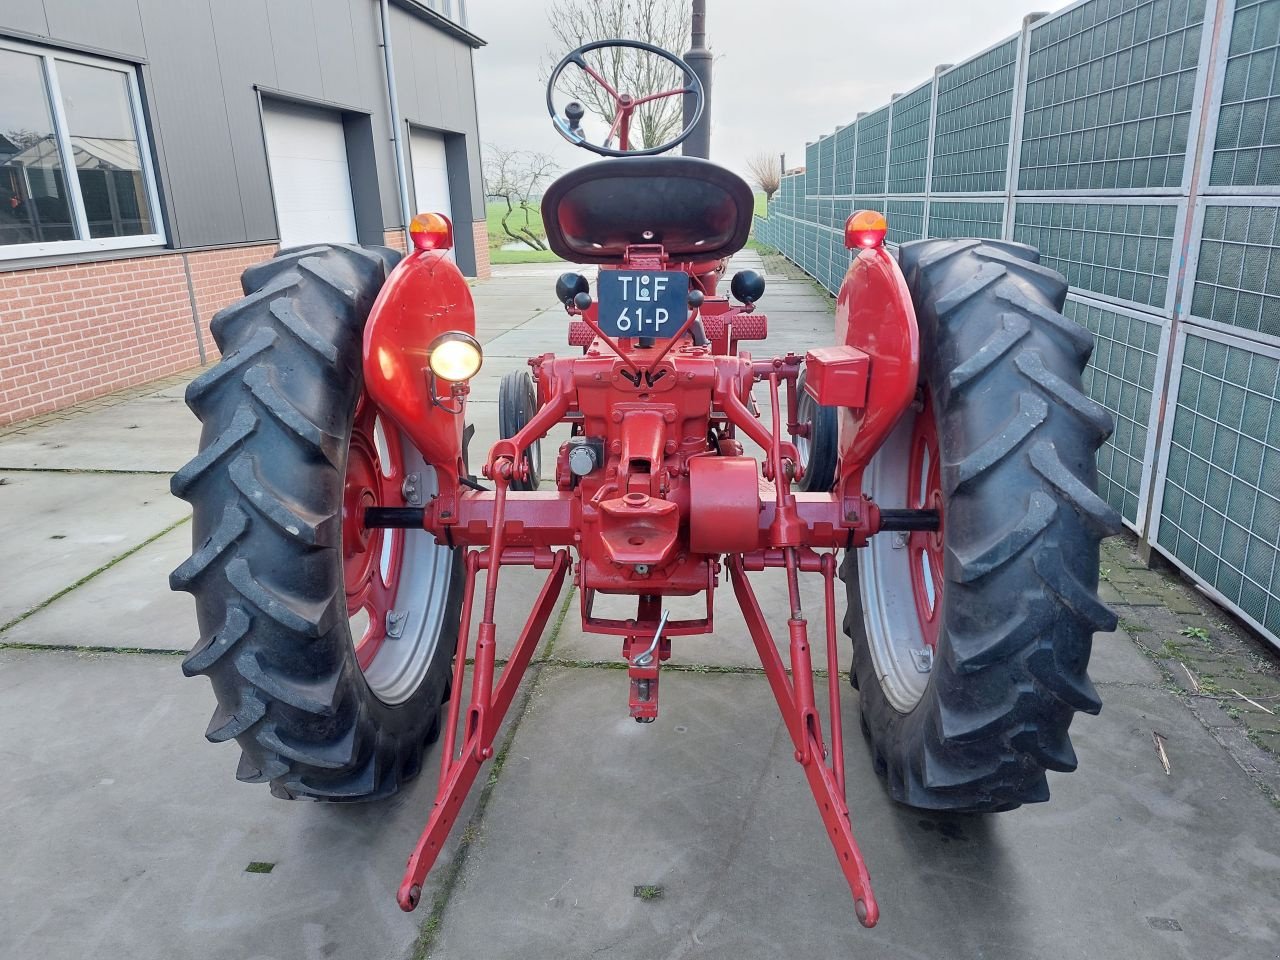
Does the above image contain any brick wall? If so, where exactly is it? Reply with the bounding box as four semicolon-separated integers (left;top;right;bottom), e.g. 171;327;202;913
0;243;274;427
186;244;277;361
472;219;491;279
1;254;196;426
382;228;408;254
0;225;489;427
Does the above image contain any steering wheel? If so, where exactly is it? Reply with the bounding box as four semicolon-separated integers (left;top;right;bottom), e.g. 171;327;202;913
546;39;705;157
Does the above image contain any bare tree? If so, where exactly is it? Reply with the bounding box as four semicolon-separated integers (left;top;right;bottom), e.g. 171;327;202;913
543;0;692;151
483;145;558;251
746;152;781;201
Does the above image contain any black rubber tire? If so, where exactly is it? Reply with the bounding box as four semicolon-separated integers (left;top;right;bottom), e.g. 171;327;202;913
795;365;838;492
842;237;1120;812
498;368;541;491
170;244;463;802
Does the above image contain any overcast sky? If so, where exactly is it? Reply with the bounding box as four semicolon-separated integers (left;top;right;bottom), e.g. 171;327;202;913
467;0;1069;184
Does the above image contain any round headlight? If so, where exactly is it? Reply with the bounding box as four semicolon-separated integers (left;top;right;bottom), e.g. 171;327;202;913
428;331;483;382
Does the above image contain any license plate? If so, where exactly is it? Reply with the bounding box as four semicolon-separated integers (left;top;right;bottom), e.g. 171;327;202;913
595;270;689;340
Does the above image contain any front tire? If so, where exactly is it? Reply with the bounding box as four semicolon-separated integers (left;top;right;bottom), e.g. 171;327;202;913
843;238;1120;811
795;366;838;492
170;244;463;801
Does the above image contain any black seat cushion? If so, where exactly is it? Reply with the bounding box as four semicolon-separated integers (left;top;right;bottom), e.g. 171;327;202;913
541;156;754;264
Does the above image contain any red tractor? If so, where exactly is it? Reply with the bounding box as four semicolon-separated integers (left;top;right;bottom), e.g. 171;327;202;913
172;39;1118;926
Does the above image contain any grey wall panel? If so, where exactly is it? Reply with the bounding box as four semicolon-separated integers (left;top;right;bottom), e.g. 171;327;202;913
0;1;50;39
313;0;362;107
454;43;484;212
135;0;246;247
344;113;386;245
42;0;144;58
347;0;401;230
393;4;484;222
2;0;481;247
265;0;324;98
208;0;279;242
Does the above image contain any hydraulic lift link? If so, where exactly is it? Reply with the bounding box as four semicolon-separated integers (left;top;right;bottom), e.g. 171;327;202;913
397;463;570;911
728;554;879;928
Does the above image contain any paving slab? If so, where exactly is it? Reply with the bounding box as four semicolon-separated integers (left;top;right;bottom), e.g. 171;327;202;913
0;648;518;960
0;395;196;473
433;666;1280;960
2;523;194;651
0;471;189;628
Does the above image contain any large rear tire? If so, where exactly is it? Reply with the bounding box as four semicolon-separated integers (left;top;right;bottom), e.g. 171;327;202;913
171;244;463;801
843;238;1120;811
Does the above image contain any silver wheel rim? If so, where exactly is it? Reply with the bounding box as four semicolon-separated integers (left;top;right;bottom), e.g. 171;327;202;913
794;381;815;471
857;406;932;713
354;421;455;706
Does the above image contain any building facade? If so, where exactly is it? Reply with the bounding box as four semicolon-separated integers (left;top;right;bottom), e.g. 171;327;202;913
755;0;1280;648
1;0;488;426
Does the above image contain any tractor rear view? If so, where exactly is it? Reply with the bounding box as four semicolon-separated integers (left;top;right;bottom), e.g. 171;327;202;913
171;35;1118;926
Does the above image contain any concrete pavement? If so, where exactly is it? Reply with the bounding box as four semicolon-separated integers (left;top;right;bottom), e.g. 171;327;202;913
2;254;1278;960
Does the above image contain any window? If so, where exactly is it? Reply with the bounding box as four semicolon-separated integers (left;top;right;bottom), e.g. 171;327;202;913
0;40;162;259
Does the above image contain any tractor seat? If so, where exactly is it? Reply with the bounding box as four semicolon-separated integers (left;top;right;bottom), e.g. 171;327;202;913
541;156;754;264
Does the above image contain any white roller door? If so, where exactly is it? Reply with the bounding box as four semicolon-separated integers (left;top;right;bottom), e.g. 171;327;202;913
409;128;455;262
409;128;452;221
262;101;358;248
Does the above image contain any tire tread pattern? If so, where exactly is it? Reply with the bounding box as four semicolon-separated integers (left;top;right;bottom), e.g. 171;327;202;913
843;237;1121;812
171;244;454;802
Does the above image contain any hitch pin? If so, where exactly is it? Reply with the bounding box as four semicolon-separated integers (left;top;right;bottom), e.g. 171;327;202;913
632;609;670;666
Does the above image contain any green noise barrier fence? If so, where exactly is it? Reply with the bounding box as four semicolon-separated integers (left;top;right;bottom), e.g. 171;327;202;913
754;0;1280;646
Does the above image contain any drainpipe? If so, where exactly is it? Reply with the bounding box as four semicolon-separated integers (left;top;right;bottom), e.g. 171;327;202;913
682;0;711;159
379;0;414;249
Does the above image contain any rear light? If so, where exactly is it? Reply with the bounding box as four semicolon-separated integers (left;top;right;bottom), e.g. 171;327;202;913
845;210;888;250
410;212;454;252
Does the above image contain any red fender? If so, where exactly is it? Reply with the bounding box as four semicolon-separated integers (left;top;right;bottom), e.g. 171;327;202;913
362;248;475;493
834;245;919;499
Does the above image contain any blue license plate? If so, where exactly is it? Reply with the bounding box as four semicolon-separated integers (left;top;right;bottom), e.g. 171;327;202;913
595;270;689;339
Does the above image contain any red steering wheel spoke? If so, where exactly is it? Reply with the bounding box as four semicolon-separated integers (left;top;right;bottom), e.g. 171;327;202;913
547;39;705;156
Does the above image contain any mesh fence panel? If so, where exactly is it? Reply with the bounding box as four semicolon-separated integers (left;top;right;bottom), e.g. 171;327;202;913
926;199;1007;238
818;134;835;194
1209;0;1280;187
887;199;926;244
1067;297;1165;525
1157;333;1280;636
855;106;891;195
834;124;856;194
888;83;933;194
750;0;1280;646
1191;203;1280;339
933;38;1019;193
1019;0;1205;191
1013;200;1178;308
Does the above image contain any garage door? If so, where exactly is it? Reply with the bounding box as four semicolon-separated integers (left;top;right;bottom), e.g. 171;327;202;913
409;129;452;220
409;129;455;261
262;101;358;248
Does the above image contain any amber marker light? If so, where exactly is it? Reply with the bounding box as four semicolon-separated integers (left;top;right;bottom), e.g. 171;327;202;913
410;212;454;252
427;331;483;382
844;209;888;250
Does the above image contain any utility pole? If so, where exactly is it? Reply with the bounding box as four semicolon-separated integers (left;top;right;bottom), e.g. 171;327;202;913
682;0;711;158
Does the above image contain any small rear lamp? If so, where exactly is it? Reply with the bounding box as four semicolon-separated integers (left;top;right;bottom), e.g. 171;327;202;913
427;331;483;382
410;212;454;252
845;210;888;250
